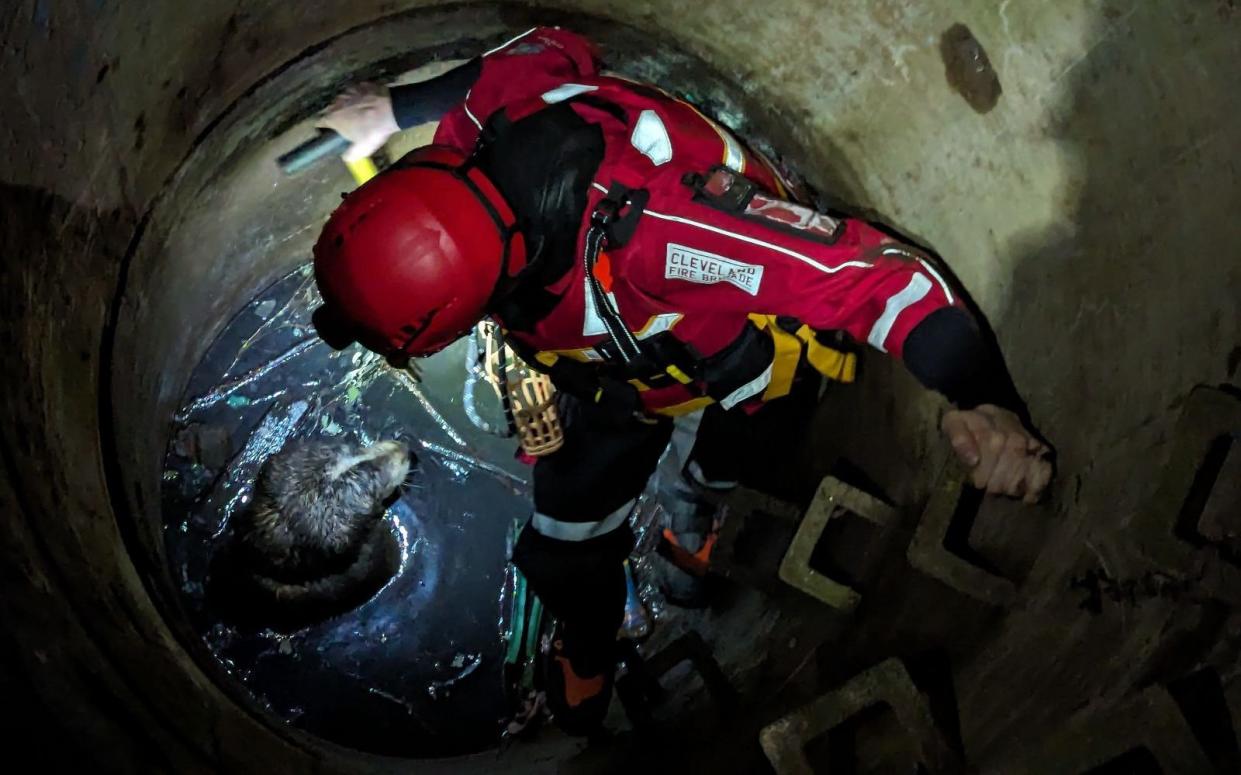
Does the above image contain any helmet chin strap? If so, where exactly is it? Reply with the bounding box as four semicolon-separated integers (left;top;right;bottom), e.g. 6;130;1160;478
498;227;529;282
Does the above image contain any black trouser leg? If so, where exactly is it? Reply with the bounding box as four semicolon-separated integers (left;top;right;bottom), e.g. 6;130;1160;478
686;403;749;487
510;396;673;733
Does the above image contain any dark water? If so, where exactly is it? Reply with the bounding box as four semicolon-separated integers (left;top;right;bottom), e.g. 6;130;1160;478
161;265;534;756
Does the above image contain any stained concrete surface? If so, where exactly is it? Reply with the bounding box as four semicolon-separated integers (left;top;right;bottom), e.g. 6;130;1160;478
1;1;1240;772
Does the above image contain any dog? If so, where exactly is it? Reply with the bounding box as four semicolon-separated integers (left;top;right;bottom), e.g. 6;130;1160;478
209;439;412;631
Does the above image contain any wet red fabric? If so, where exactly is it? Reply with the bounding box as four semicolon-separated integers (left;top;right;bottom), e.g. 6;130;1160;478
436;27;962;413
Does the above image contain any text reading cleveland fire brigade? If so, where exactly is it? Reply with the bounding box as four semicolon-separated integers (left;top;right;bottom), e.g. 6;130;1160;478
664;244;763;296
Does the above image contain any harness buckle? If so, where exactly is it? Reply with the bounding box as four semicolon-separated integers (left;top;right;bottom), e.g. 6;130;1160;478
591;198;620;230
591;183;649;248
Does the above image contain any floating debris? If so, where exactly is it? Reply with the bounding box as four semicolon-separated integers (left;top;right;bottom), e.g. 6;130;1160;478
176;337;320;420
426;653;483;700
255;299;277;319
392;367;468;448
419;440;528;489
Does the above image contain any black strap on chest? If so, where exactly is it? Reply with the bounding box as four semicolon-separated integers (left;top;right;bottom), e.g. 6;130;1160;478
583;183;649;367
476;104;602;331
473;97;710;410
581;184;717;396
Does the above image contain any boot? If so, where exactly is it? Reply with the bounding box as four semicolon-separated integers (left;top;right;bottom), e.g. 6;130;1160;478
654;461;728;607
541;621;615;736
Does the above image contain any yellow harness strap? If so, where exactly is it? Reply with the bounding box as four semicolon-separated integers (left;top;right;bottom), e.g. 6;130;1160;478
531;316;856;418
535;351;561;368
794;325;857;383
651;396;715;417
746;315;801;402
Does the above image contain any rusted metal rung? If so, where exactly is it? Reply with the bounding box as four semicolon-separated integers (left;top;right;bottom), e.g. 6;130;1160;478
708;487;801;586
907;468;1017;606
1133;386;1241;605
777;476;898;611
759;658;961;774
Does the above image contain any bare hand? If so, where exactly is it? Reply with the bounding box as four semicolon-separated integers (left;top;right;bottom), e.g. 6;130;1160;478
317;83;400;162
941;404;1052;503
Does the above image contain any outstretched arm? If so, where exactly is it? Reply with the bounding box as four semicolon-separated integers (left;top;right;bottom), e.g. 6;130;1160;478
317;25;601;160
773;239;1053;502
648;206;1053;501
902;306;1053;503
774;237;1054;502
317;58;481;161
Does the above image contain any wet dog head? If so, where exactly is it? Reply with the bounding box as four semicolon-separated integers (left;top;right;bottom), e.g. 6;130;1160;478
245;440;412;564
213;439;412;628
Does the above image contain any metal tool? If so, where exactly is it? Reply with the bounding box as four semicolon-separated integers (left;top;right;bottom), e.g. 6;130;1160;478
277;128;378;184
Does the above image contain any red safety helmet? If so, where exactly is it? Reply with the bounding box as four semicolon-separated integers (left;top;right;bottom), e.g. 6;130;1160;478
312;145;527;365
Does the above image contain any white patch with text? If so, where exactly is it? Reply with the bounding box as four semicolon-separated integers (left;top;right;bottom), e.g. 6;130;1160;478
664;244;764;296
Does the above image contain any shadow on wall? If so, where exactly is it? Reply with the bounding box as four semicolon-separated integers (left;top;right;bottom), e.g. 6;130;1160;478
999;3;1241;506
0;182;141;769
960;2;1241;763
778;6;1240;768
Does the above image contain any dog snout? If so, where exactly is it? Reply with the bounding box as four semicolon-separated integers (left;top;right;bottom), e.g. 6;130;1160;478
371;440;412;484
372;439;409;461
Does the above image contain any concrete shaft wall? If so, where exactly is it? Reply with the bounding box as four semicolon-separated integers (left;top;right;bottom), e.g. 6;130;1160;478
1;0;1238;771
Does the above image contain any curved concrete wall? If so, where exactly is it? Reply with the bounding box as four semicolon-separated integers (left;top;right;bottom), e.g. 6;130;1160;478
1;1;1238;771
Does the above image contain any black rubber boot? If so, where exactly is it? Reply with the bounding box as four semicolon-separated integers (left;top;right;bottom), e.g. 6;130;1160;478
541;621;615;736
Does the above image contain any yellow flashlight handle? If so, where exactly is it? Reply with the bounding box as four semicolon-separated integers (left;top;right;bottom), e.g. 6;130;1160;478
345;156;379;186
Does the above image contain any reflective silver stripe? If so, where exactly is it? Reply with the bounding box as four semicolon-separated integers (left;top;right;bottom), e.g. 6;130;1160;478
482;27;538;57
879;247;954;304
866;273;933;353
720;127;745;172
637;313;682;340
582;272;621;336
719;363;773;410
594;178;872;278
463;88;482;130
542;83;598;103
531;500;635;542
915;257;955;304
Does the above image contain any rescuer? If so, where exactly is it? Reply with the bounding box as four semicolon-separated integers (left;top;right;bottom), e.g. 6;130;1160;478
310;27;1053;734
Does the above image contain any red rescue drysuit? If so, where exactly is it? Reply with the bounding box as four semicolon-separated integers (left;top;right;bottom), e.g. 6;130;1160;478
431;27;961;420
